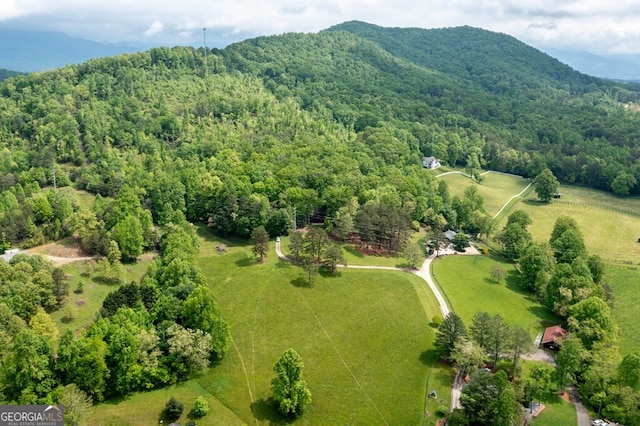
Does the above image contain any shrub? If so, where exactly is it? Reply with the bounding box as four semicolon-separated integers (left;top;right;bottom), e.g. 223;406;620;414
191;396;209;417
432;314;444;327
165;396;184;420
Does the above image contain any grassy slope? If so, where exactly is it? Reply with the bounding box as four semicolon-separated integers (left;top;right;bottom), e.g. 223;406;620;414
197;236;436;424
606;266;640;355
431;255;559;335
497;185;640;264
441;171;532;217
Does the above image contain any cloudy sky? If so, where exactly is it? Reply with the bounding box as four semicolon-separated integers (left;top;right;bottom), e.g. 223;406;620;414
2;0;640;54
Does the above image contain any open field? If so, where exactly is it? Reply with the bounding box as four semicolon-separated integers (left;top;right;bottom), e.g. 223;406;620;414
431;255;559;336
606;266;640;355
441;171;640;264
439;171;532;217
88;380;243;425
49;257;154;333
198;237;437;424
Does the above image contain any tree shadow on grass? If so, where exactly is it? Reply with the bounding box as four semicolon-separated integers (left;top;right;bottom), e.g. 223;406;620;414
483;277;501;285
276;259;293;269
250;398;296;425
420;349;439;366
318;268;342;278
291;277;311;288
344;245;364;258
235;253;256;267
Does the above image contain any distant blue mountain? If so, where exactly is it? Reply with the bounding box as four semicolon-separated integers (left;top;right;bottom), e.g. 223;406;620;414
0;29;153;72
541;48;640;82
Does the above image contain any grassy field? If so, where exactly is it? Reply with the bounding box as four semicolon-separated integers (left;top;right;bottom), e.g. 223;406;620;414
198;237;436;424
493;185;640;264
88;380;243;425
431;255;559;336
606;266;640;355
49;257;154;333
439;171;532;217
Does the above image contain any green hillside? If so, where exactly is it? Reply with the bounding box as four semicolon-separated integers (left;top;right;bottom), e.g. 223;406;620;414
1;21;640;425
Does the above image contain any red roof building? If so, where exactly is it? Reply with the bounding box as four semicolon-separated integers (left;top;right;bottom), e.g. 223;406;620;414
541;325;567;350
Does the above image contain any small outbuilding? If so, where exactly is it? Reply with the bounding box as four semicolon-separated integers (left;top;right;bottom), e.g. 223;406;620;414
541;325;567;350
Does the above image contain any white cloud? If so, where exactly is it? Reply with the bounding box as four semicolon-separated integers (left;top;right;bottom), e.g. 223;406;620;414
0;0;639;54
143;20;164;37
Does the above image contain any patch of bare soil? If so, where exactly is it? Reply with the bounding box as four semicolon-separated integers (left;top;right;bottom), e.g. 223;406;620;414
559;391;572;403
29;239;89;258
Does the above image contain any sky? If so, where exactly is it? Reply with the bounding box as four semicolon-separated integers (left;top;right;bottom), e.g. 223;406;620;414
2;0;640;55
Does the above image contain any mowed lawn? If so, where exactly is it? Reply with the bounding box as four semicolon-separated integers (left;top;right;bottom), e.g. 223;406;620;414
494;185;640;264
431;255;559;335
606;266;640;355
194;237;438;424
439;171;532;217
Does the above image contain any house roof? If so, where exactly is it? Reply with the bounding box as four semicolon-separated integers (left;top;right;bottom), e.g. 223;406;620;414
423;156;437;163
444;230;457;240
541;325;567;345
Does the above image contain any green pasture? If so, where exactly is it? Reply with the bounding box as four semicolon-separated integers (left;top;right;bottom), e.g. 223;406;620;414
438;171;532;217
197;237;437;425
50;257;153;333
505;197;640;264
89;380;243;425
431;255;559;336
606;266;640;355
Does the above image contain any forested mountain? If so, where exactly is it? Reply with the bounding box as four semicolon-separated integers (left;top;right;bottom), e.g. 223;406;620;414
2;21;640;415
0;68;22;82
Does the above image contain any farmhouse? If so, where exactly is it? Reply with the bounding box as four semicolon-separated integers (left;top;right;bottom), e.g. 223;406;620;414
541;325;567;350
423;156;441;169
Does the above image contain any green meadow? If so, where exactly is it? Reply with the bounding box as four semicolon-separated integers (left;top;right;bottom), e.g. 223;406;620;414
88;233;442;425
431;255;559;336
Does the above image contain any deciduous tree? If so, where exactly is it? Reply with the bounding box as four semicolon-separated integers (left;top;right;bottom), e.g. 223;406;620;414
271;348;312;418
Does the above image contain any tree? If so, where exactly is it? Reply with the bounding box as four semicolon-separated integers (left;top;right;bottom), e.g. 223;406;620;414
555;337;586;391
300;255;319;286
52;267;69;308
181;285;230;361
618;351;640;391
112;215;143;260
107;240;122;265
567;296;613;349
165;396;184;420
166;323;212;375
403;242;423;269
509;324;532;366
452;232;470;252
551;228;587;264
323;243;345;273
251;225;269;262
496;211;532;258
489;264;506;283
303;226;329;262
533;168;559;202
435;312;467;360
470;311;492;350
525;364;555;405
59;384;92;426
288;231;304;262
191;396;210;417
487;314;511;367
611;172;637;195
271;348;312;418
518;242;555;291
450;339;486;377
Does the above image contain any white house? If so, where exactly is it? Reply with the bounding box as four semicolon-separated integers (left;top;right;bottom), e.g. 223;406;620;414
422;156;441;169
